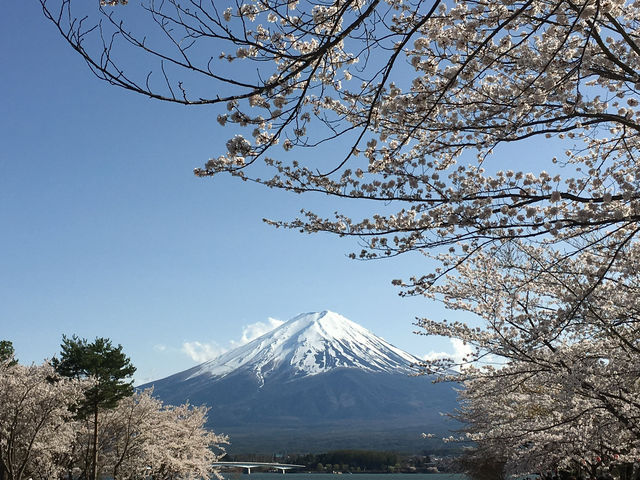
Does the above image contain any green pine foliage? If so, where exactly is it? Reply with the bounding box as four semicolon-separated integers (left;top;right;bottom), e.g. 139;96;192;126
52;335;136;480
52;335;136;415
0;340;17;366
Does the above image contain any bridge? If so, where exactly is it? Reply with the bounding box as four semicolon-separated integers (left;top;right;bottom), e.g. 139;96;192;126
211;461;306;474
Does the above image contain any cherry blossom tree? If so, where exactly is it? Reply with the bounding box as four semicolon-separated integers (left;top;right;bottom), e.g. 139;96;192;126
0;359;226;479
417;241;640;475
38;0;640;311
98;389;228;480
0;360;85;480
456;359;639;477
39;0;640;472
38;0;640;265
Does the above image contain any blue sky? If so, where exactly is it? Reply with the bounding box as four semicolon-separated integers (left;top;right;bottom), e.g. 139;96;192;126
2;1;477;384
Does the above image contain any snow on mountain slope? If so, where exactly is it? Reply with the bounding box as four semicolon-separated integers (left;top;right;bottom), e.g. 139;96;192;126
188;310;422;383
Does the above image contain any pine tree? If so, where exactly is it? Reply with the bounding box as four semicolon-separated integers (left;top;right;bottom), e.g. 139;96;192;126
0;341;16;367
52;335;136;480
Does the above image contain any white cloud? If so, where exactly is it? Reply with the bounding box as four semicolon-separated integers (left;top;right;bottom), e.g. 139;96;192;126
181;316;285;363
232;317;284;347
181;341;225;363
153;344;167;352
134;375;158;387
423;338;473;371
450;338;473;363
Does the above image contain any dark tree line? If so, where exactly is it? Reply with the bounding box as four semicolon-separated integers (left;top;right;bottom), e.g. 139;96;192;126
225;450;436;472
313;450;399;471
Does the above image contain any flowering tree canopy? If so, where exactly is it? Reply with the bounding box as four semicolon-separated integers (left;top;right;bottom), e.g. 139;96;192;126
90;389;228;480
0;361;85;480
40;0;640;474
40;0;640;260
39;0;640;316
39;0;640;268
0;360;227;480
429;241;640;474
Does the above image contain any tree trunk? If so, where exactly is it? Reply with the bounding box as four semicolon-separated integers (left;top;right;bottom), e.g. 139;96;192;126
92;408;99;480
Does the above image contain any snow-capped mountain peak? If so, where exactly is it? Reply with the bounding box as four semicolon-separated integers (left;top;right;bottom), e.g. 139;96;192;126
189;310;421;382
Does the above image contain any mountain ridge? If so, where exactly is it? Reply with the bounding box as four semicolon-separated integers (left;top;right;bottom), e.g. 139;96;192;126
186;310;423;383
143;311;459;453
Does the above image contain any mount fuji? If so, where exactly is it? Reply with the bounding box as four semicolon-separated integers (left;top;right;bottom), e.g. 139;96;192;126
143;311;459;453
